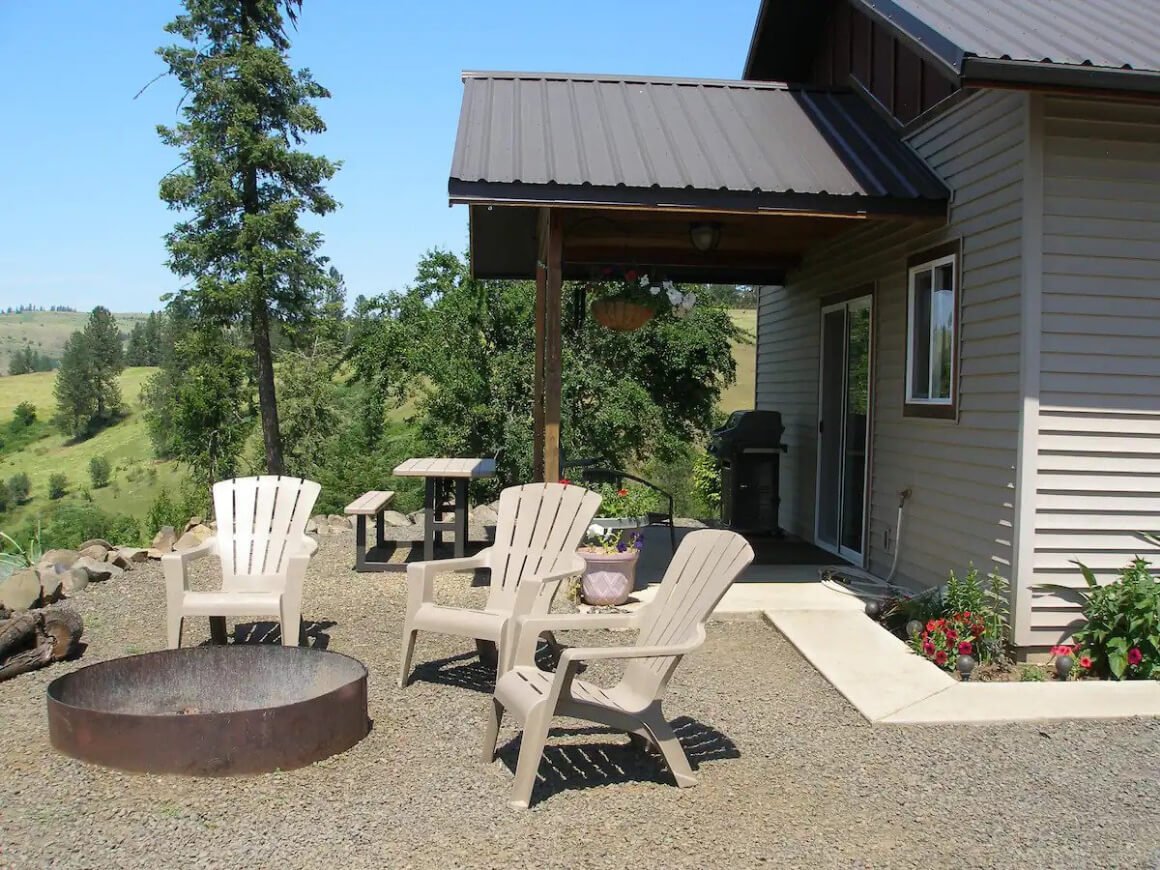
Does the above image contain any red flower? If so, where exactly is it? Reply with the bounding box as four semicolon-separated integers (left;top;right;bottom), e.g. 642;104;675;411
559;478;571;486
945;629;958;642
1079;656;1093;669
617;488;628;497
926;620;937;633
958;641;972;655
935;650;948;666
1128;648;1144;666
625;269;638;282
923;641;935;656
962;611;972;619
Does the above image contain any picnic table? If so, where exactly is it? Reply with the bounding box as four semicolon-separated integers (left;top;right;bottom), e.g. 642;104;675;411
393;458;497;560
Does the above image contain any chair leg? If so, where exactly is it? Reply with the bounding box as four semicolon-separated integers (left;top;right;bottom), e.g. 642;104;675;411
481;697;505;762
643;714;697;788
398;627;418;688
510;708;552;809
279;601;302;647
167;612;184;649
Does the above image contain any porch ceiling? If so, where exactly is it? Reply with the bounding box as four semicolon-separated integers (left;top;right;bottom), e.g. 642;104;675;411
450;71;949;282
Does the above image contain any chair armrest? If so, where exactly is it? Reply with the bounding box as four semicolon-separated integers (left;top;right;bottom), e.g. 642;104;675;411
511;610;641;669
161;537;218;566
404;549;492;611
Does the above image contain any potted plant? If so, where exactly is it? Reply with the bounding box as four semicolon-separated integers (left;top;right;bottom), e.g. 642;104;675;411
587;269;698;332
574;483;656;606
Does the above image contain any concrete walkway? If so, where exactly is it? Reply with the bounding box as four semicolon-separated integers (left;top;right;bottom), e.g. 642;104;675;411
622;528;1160;724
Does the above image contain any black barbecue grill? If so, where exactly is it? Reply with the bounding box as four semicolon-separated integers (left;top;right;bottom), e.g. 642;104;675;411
709;410;787;536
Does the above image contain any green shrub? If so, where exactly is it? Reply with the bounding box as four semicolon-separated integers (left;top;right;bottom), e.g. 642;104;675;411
690;450;721;515
1018;664;1047;682
1067;552;1160;680
944;565;1010;663
23;503;141;550
12;402;37;428
7;472;31;504
89;456;112;489
48;473;69;500
0;481;10;514
144;483;208;536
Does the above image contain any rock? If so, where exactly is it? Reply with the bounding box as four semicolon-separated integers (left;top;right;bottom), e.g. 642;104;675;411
39;549;81;571
114;547;147;565
184;516;204;533
382;510;413;527
37;565;65;602
0;568;42;610
71;556;121;585
151;525;177;554
79;544;109;562
408;510;426;525
327;514;353;533
174;529;211;551
472;504;499;527
63;565;88;595
106;550;132;570
306;518;319;535
77;538;113;554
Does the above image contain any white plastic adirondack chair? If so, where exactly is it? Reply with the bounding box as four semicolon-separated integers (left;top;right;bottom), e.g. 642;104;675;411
163;476;322;649
484;528;754;808
398;482;602;688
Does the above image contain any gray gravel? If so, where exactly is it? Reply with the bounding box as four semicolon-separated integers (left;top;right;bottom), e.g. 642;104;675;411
3;529;1160;869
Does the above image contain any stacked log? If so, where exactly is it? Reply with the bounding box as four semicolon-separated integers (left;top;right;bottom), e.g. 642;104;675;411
0;606;84;682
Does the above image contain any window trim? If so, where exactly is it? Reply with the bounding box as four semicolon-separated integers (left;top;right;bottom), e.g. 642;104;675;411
904;240;961;420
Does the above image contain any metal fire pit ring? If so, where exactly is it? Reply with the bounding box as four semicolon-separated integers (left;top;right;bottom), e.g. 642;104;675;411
47;645;369;776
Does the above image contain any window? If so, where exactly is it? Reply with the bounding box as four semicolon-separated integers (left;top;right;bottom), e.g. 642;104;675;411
905;242;959;418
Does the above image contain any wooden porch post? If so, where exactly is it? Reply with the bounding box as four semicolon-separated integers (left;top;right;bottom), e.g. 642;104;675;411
532;209;548;481
544;210;564;483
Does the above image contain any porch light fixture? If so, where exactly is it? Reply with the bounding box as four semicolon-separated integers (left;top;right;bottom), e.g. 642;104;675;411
689;221;721;253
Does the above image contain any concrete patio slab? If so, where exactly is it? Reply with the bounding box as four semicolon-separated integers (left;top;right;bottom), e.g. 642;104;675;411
882;680;1160;724
766;608;955;722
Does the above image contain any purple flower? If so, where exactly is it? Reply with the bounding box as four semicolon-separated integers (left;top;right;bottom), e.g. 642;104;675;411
616;538;628;553
631;531;644;550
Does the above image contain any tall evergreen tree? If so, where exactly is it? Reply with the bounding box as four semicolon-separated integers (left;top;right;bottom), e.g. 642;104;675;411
126;322;149;366
84;306;124;423
52;308;124;436
54;332;98;435
156;0;340;475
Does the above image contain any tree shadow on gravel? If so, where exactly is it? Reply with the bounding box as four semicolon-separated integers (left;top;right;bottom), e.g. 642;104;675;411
225;619;337;649
496;716;739;805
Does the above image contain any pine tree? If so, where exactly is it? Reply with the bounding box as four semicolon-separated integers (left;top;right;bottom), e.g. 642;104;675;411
156;0;339;475
84;306;124;424
54;332;98;435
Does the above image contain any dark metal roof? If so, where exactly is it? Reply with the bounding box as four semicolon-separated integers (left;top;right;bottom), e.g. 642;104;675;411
450;72;948;217
746;0;1160;92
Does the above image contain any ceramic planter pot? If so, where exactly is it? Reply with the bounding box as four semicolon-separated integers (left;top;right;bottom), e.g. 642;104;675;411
577;548;639;606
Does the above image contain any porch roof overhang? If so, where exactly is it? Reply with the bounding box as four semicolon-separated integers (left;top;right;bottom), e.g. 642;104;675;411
449;72;949;284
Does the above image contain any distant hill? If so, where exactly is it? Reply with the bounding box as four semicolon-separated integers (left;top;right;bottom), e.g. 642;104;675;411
0;310;151;376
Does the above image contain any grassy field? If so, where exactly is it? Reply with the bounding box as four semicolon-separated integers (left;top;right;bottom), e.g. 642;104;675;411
0;310;150;376
720;308;756;413
0;367;185;533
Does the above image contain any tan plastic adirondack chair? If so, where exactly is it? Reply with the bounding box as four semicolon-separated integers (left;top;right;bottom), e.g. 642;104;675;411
483;528;754;808
163;476;322;649
398;482;602;688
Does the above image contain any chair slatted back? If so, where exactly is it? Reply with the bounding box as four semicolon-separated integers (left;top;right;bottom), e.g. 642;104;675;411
624;529;753;695
214;476;321;586
486;483;602;612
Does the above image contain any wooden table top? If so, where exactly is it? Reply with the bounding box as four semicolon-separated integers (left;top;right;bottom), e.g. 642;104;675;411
392;457;497;479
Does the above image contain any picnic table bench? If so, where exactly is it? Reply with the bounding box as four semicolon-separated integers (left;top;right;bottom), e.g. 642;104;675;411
393;458;496;561
345;490;397;572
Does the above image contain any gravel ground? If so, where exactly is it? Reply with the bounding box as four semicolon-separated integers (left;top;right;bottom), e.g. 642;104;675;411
3;530;1160;869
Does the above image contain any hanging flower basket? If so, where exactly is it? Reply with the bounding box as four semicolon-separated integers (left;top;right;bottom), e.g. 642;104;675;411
590;298;654;332
584;268;698;333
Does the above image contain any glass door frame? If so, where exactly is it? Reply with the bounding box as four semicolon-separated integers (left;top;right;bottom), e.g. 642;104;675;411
814;292;874;566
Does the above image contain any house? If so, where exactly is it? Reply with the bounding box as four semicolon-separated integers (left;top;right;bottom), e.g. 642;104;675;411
446;0;1160;652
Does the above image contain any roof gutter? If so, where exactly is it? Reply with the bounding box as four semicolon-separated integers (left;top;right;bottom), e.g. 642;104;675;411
962;57;1160;97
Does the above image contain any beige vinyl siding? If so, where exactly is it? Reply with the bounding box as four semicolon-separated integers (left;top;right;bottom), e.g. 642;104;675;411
756;90;1026;591
1027;97;1160;645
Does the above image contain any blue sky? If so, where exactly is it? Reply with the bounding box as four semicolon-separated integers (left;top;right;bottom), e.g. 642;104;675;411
0;1;759;313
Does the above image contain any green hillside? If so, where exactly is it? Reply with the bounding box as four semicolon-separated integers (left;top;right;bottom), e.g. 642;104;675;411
0;367;184;533
720;308;756;413
0;310;151;376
